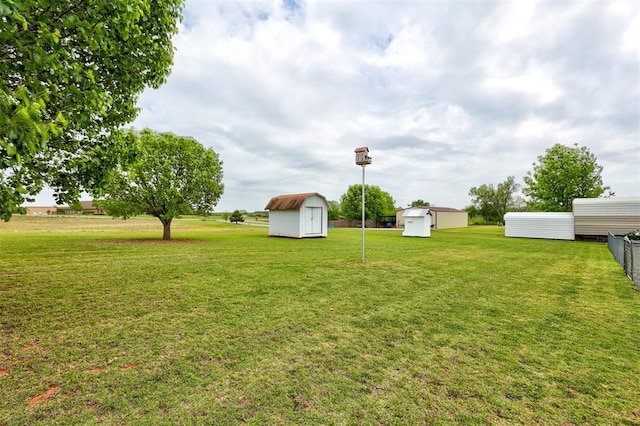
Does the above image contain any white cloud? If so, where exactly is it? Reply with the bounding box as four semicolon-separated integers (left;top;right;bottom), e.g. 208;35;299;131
483;65;564;104
30;0;640;211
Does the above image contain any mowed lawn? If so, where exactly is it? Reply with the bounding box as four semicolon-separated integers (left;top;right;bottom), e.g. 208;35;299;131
1;216;639;425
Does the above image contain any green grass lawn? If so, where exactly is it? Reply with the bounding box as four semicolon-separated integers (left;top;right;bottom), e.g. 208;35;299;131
1;216;639;425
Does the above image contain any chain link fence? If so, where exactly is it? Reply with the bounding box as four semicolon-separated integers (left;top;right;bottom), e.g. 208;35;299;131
608;232;640;289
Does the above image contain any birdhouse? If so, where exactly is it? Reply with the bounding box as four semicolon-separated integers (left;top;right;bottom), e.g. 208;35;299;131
355;146;372;165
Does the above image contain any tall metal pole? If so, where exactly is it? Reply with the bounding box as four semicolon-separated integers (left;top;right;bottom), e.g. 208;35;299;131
354;146;371;262
361;165;365;262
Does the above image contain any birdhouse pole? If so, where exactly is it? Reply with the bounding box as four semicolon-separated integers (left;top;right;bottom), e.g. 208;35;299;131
354;147;372;262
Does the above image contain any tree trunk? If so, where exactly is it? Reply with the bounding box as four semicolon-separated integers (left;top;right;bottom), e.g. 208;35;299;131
162;219;172;240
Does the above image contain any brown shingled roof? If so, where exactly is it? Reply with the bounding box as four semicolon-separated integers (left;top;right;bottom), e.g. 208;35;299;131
265;193;328;210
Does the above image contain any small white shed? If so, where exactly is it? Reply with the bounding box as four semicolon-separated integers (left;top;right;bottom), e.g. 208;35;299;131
265;192;329;238
504;212;575;240
402;208;431;237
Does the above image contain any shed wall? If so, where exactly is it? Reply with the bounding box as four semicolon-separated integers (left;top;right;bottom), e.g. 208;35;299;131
504;212;575;240
574;216;640;236
433;212;468;229
269;210;301;238
573;197;640;236
573;197;639;216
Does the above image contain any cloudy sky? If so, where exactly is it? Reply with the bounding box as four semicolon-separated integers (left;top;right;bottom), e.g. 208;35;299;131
40;0;640;211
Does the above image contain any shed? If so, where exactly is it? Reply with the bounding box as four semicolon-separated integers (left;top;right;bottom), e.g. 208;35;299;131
504;212;575;240
402;208;431;237
396;206;468;229
573;197;640;237
265;193;329;238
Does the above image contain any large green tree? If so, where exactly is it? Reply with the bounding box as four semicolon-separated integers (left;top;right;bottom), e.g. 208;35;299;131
340;184;396;223
0;0;184;221
523;143;613;212
99;130;224;240
468;176;521;224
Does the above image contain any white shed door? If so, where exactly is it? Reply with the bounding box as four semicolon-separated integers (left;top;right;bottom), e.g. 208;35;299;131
305;207;322;234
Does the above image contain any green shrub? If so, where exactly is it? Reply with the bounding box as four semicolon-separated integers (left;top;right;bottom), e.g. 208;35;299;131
626;229;640;240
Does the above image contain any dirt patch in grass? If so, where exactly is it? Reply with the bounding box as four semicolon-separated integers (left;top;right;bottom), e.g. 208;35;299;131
28;386;60;405
20;342;40;350
0;368;8;377
120;363;137;371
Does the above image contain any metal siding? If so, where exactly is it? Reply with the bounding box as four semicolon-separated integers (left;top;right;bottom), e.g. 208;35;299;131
433;212;468;229
573;197;640;216
504;212;575;240
573;198;640;236
574;216;640;236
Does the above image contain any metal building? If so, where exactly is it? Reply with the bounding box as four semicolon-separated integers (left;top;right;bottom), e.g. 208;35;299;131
504;212;575;240
573;197;640;237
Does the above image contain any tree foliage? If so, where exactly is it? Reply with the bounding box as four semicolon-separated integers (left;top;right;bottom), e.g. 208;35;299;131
229;210;244;224
99;130;224;240
410;199;430;207
340;184;396;222
468;176;521;224
523;143;613;212
327;200;340;220
0;0;184;221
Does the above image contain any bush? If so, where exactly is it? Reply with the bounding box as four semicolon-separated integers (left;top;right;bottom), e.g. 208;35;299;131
229;210;244;224
625;230;640;240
